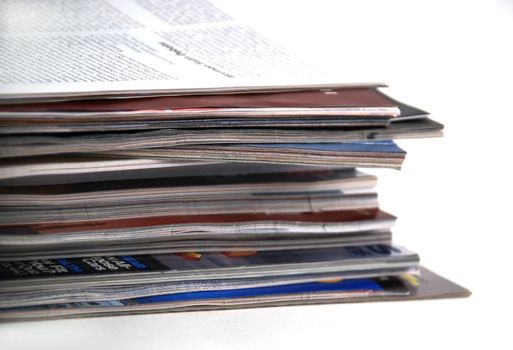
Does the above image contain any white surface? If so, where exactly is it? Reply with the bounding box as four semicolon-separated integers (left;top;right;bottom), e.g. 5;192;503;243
2;0;513;349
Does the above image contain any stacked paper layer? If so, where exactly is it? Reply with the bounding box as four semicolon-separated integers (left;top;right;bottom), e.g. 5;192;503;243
0;0;469;321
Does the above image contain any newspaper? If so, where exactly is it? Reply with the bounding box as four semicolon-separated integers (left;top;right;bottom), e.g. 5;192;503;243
0;0;365;100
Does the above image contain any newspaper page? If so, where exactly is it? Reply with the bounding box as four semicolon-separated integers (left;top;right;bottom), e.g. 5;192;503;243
0;0;347;99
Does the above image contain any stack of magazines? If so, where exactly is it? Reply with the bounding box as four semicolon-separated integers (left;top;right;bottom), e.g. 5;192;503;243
0;0;469;321
0;84;470;320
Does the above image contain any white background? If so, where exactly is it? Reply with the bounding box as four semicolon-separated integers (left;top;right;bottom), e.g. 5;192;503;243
2;0;512;349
